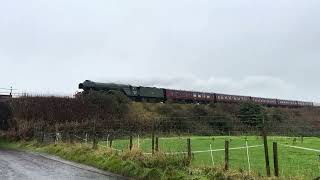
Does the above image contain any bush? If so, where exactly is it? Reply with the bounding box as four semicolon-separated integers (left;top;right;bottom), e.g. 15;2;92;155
239;103;265;128
0;102;12;130
8;92;131;139
80;90;130;119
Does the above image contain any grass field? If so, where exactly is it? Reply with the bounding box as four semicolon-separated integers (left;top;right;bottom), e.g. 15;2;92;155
101;136;320;179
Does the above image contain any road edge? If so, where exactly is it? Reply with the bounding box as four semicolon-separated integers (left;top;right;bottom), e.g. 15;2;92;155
26;150;131;180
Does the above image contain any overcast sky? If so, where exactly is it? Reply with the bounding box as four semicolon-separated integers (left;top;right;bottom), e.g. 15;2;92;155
1;0;320;102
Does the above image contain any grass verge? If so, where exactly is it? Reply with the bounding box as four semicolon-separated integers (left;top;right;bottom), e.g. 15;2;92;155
0;139;303;180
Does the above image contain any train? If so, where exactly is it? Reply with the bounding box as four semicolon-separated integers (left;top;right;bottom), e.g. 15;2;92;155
78;80;315;107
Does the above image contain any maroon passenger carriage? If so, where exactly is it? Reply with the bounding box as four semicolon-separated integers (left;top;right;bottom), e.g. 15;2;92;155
165;89;215;103
165;89;313;107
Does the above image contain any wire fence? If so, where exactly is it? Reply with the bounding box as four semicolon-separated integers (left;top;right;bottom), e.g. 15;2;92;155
30;114;320;179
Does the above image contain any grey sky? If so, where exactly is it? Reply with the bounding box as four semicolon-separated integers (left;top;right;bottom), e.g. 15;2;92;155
1;0;320;102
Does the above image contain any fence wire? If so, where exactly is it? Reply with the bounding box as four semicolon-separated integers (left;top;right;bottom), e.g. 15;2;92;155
30;114;320;179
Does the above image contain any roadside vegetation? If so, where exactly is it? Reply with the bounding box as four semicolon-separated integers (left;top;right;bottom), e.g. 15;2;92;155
0;139;298;180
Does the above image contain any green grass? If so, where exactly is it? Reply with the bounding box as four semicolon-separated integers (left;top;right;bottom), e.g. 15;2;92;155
0;139;268;180
0;136;318;180
101;136;320;179
0;139;20;149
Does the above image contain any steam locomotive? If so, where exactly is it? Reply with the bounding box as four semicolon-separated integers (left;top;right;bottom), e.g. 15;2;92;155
79;80;314;107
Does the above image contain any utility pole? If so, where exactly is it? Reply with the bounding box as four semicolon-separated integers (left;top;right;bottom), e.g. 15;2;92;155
0;87;15;96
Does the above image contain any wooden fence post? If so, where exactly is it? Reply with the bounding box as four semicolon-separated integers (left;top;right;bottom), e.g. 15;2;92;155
66;132;71;143
151;130;154;154
92;119;97;149
55;125;59;144
41;131;45;143
187;138;192;160
109;137;113;148
155;137;159;152
69;131;74;144
225;140;229;171
273;142;279;177
263;133;271;176
129;135;133;150
41;124;45;143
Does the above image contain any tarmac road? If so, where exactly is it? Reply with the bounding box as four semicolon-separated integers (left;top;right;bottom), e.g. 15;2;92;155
0;149;127;180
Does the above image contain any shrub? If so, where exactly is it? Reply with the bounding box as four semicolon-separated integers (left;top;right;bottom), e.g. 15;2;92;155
239;103;265;128
0;102;12;130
